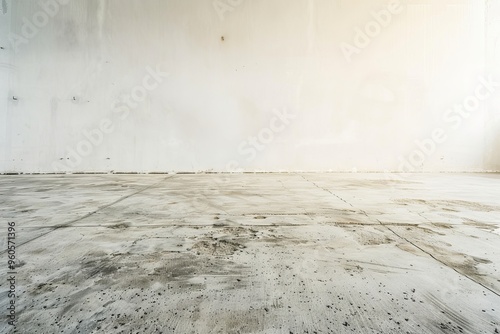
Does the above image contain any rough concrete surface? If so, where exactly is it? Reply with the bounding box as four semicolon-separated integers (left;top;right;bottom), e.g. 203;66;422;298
0;173;499;333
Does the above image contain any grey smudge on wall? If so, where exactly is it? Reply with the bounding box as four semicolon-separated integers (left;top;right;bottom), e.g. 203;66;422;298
1;0;7;15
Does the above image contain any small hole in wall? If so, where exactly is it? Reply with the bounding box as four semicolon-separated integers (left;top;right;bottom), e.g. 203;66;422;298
221;36;224;41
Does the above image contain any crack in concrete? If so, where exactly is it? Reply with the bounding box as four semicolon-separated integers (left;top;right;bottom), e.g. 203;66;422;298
416;211;433;224
298;174;500;299
298;174;354;208
381;221;500;298
0;175;174;254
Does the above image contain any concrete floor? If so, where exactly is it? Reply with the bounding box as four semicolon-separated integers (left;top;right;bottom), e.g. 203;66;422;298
1;173;499;334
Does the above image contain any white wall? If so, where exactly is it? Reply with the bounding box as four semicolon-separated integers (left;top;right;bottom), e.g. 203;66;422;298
485;0;500;171
0;0;498;173
0;0;11;169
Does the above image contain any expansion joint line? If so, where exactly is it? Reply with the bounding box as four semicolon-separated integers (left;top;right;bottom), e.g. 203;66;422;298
416;211;433;224
380;221;500;298
297;173;500;299
298;174;354;208
1;175;174;255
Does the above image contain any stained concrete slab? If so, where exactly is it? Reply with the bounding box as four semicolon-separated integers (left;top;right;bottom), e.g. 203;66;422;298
0;173;499;333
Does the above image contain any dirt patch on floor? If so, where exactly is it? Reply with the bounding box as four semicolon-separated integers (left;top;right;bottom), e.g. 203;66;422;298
108;223;130;229
396;199;500;212
341;225;395;246
341;179;419;189
192;238;245;256
423;293;476;334
462;220;498;232
31;282;57;295
432;223;454;229
82;257;120;278
396;240;492;284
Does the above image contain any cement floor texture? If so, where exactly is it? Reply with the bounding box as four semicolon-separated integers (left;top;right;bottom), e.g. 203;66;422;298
0;173;499;334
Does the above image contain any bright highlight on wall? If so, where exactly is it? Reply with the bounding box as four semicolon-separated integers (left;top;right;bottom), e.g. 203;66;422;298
0;0;499;173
